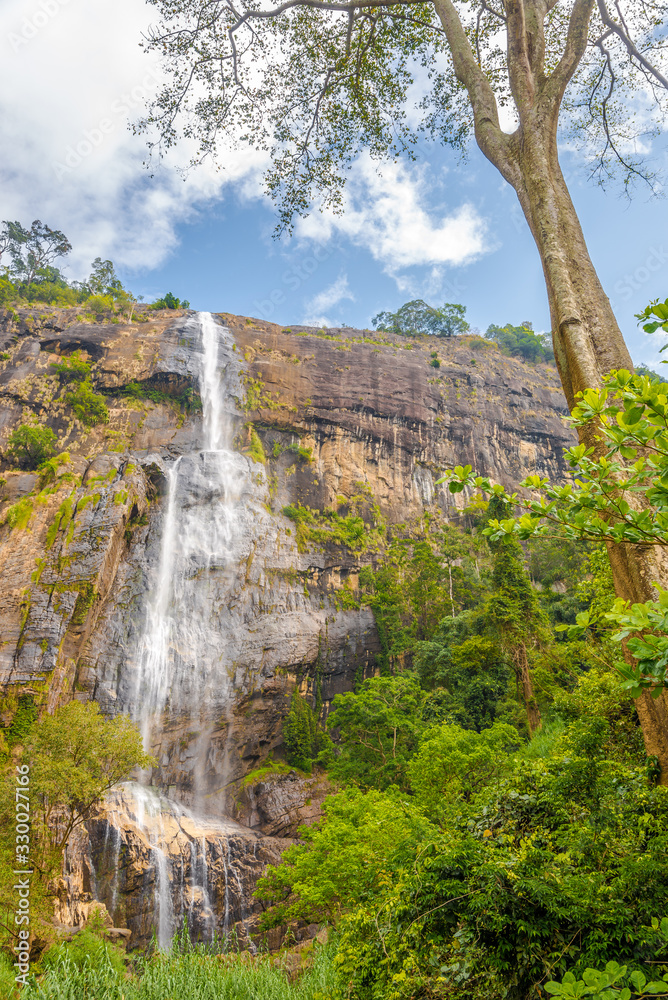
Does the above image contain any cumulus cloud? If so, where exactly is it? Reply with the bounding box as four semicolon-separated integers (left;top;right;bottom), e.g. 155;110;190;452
0;0;491;292
296;154;491;278
0;0;267;277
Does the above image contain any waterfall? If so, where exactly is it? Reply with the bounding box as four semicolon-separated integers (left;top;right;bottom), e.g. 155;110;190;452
133;311;247;767
104;312;261;948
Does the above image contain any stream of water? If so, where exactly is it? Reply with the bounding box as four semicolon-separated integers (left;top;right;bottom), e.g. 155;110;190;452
100;312;258;948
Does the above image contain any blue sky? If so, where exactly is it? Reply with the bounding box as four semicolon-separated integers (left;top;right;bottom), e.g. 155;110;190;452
1;0;667;365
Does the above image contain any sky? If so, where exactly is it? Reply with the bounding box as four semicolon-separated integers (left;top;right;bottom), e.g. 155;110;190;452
1;0;667;365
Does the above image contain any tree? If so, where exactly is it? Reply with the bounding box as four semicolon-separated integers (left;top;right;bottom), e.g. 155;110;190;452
485;321;555;364
85;258;125;298
139;0;668;707
326;674;435;789
138;0;667;399
0;220;71;289
0;700;152;945
443;367;668;778
373;300;470;337
6;423;57;470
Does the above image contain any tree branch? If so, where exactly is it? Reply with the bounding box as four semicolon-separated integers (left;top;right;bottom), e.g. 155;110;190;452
541;0;595;109
432;0;517;181
597;0;668;90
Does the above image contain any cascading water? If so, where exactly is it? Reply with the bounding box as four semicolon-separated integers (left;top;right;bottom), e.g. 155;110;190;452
94;313;268;948
134;311;246;757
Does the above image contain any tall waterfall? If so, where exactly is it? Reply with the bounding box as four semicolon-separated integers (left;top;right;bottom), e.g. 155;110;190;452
93;313;265;949
134;311;248;786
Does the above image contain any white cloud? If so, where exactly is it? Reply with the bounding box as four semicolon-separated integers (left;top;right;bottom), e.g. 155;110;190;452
296;154;490;281
0;0;491;294
302;273;355;325
0;0;268;277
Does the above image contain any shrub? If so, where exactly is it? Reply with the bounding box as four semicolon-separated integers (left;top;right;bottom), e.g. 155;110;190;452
50;351;92;383
6;423;57;469
4;498;34;530
151;291;191;310
283;689;326;770
65;381;109;426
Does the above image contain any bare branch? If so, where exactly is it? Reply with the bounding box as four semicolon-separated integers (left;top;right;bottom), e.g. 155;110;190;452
597;0;668;89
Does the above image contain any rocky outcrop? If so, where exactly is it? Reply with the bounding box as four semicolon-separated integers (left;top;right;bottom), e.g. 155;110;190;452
58;782;286;949
233;770;333;838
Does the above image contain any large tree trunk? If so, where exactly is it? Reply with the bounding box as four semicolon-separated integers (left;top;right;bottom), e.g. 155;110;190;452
432;0;668;779
513;642;541;736
508;120;668;779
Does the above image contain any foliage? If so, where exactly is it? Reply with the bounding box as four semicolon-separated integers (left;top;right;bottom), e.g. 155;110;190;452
485;321;555;364
407;720;522;813
545;957;668;999
441;368;668;699
259;699;668;999
0;701;153;947
138;0;666;235
4;497;35;530
326;674;435;790
373;300;470;338
42;919;128;979
282;488;384;554
256;786;436;927
65;380;109;426
150;291;190;310
18;937;336;1000
636;299;668;338
50;351;92;383
283;689;328;770
6;423;57;469
246;425;266;465
0;219;71;288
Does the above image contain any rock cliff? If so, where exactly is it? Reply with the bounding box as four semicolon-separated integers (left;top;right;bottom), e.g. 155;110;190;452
0;304;575;946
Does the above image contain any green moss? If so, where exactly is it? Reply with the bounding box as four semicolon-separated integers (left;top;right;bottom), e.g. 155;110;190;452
246;426;266;465
4;497;34;530
68;582;97;627
114;489;129;505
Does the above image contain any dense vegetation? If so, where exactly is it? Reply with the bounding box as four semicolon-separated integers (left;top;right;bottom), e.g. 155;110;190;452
0;218;189;315
1;287;667;998
258;368;668;998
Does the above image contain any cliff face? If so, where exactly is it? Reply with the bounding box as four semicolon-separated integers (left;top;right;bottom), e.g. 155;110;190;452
0;306;572;747
0;305;575;945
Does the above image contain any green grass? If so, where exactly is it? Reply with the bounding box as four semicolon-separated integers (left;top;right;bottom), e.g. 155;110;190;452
18;940;336;1000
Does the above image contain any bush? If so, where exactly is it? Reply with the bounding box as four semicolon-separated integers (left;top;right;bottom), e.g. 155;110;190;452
6;423;57;469
151;291;190;310
283;689;325;770
65;381;109;426
50;351;92;383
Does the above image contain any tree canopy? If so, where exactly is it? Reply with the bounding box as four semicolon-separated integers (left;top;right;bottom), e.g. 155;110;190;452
373;300;470;337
